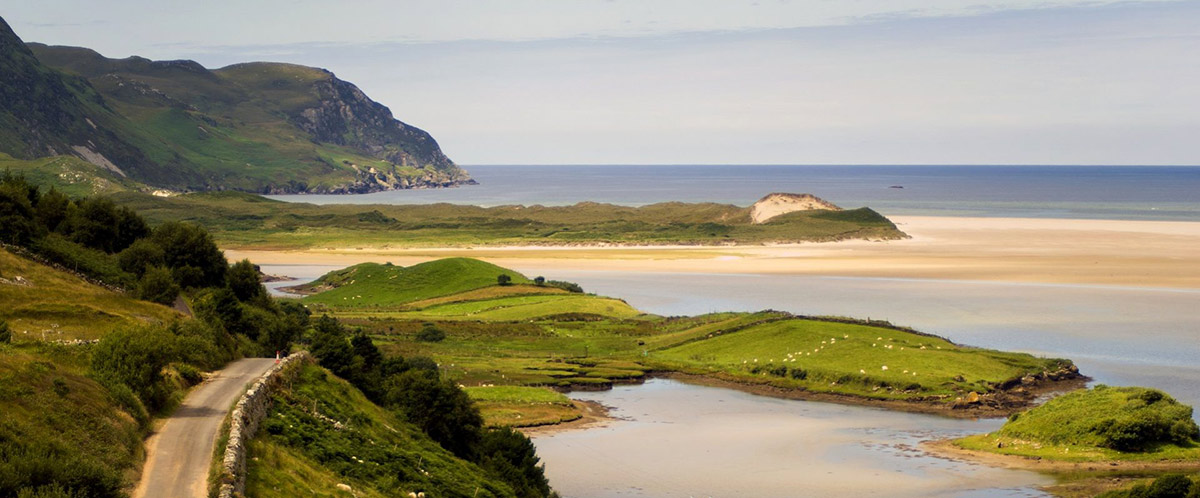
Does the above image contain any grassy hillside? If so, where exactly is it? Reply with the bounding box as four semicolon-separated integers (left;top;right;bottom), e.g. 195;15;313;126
246;362;517;498
0;153;141;197
955;386;1200;462
116;190;907;249
0;16;467;194
0;248;182;342
300;259;531;308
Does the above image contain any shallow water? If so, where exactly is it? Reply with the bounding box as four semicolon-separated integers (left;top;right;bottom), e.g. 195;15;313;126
533;379;1050;498
522;270;1200;410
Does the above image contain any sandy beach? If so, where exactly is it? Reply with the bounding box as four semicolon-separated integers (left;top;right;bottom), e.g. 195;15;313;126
228;216;1200;289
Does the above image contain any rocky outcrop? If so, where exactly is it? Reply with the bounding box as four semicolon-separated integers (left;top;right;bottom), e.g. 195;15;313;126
216;352;311;498
749;193;842;224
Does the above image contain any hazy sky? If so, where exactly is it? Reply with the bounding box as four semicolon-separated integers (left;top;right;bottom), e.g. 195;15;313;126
6;1;1198;165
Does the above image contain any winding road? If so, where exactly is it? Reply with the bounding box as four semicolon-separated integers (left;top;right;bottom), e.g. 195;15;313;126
132;358;276;498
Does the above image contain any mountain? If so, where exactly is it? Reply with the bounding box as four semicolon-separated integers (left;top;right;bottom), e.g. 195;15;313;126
0;16;470;193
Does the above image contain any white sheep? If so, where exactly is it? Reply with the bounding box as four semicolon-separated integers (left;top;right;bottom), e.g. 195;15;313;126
336;483;352;492
881;365;889;371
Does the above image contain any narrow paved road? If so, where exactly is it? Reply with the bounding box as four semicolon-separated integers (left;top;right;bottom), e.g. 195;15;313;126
132;358;276;498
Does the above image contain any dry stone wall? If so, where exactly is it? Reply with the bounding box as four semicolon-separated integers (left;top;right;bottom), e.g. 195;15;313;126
216;352;310;498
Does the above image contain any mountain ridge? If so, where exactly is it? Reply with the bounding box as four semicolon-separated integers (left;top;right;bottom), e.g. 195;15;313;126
0;16;471;194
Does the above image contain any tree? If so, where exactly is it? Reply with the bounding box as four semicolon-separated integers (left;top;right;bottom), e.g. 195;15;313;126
478;428;552;498
385;369;483;459
68;197;120;253
34;187;70;233
533;276;545;286
497;274;512;286
152;221;227;288
138;266;180;305
118;239;165;277
0;181;39;245
227;259;266;303
114;205;150;252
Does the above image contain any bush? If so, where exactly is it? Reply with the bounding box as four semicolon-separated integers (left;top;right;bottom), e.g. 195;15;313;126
175;363;202;385
415;325;446;343
1147;474;1194;498
0;441;123;498
545;280;584;293
117;239;164;277
497;274;512;286
228;259;266;304
0;319;10;344
138;266;180;305
90;326;179;413
151;221;227;288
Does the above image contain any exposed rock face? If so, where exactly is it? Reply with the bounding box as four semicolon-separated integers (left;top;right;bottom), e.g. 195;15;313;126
296;75;457;172
749;193;842;224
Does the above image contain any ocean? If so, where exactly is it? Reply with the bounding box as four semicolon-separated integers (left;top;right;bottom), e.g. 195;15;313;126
268;165;1200;221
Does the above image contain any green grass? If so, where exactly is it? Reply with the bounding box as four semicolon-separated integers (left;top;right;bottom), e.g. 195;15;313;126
246;362;517;497
649;318;1064;399
0;153;140;197
364;294;644;321
306;258;1077;426
301;259;530;308
0;248;182;342
464;386;580;428
955;386;1200;462
114;190;908;250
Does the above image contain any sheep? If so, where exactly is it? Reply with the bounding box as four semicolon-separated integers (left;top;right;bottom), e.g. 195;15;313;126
881;365;889;371
336;483;352;492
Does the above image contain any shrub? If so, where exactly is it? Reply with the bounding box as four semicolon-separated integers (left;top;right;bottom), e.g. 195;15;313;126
477;427;551;498
415;325;446;343
1147;474;1194;498
497;274;512;286
228;259;266;304
138;266;180;305
545;280;584;293
90;326;179;413
533;276;546;286
0;441;123;498
0;319;10;344
117;239;165;277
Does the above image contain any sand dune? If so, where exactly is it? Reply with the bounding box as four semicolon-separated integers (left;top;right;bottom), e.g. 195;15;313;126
227;216;1200;289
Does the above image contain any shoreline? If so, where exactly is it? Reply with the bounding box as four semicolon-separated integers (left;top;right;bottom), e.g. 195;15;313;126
650;371;1088;419
519;400;614;437
227;215;1200;289
921;439;1200;473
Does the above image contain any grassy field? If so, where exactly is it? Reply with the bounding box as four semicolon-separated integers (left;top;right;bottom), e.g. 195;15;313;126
464;386;580;428
246;362;517;497
954;386;1200;463
0;153;142;197
307;258;1078;424
649;318;1063;399
299;259;530;308
0;248;182;342
114;189;907;249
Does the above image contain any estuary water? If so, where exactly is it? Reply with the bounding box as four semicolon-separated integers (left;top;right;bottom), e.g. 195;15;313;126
262;264;1200;497
520;271;1200;498
267;165;1200;221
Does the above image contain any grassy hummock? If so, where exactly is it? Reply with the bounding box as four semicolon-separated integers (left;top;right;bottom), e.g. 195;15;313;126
954;386;1200;463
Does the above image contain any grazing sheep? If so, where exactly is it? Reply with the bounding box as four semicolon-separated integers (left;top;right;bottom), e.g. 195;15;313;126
337;483;352;492
860;369;866;374
881;365;889;371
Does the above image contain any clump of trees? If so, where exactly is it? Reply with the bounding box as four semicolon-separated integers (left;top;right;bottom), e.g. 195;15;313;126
309;317;551;497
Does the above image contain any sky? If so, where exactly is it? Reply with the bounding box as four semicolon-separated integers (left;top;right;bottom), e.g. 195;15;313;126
5;0;1199;165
